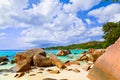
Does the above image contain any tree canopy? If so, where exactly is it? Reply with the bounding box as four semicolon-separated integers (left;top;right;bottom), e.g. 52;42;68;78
102;21;120;48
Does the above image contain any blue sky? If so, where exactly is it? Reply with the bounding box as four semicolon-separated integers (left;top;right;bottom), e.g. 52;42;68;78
0;0;120;49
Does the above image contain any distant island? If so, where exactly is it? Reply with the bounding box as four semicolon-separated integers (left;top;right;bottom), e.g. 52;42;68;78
45;41;103;50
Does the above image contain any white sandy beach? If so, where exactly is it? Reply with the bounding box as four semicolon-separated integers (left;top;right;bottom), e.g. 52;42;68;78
0;63;89;80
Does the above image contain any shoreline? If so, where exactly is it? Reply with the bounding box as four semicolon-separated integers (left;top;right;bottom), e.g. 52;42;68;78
0;62;90;80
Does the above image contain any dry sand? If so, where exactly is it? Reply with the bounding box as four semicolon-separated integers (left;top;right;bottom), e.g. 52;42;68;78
0;63;90;80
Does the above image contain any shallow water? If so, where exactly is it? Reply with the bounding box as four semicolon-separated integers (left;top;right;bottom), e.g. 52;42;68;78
0;50;23;69
0;49;87;69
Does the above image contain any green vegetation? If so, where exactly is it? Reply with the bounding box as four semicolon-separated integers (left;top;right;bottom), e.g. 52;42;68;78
45;21;120;50
102;21;120;48
45;41;103;50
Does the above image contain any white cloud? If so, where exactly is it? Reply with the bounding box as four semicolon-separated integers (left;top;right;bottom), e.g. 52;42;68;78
0;0;104;49
0;32;7;39
18;0;90;47
85;18;92;24
109;13;120;22
0;0;28;29
0;33;6;36
87;27;103;37
29;0;61;17
88;3;120;23
0;38;36;50
63;0;101;13
20;14;86;47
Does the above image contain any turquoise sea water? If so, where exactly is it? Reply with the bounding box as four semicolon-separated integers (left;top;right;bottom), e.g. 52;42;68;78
0;49;87;69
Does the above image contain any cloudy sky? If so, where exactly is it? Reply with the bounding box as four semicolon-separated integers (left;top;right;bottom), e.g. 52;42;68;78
0;0;120;50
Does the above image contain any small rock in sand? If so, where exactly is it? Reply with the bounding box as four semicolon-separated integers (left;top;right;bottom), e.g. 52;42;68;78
83;65;91;71
34;66;38;69
42;78;57;80
39;68;44;71
37;71;43;73
15;72;25;78
29;74;36;76
30;70;33;72
25;70;30;73
65;68;73;71
4;74;9;76
46;69;53;72
14;74;19;77
49;70;60;74
73;68;80;73
60;79;68;80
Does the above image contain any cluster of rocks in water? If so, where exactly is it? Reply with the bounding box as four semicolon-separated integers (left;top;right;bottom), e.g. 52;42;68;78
4;47;105;80
11;48;105;72
0;56;15;65
11;48;68;72
0;56;9;65
0;47;105;79
56;50;71;56
11;48;81;79
76;48;105;63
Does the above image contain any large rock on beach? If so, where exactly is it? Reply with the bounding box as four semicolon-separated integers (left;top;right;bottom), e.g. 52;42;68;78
33;53;53;67
14;48;46;66
56;50;71;56
15;59;31;72
88;48;105;62
0;56;9;63
14;48;47;72
49;53;66;69
88;38;120;80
